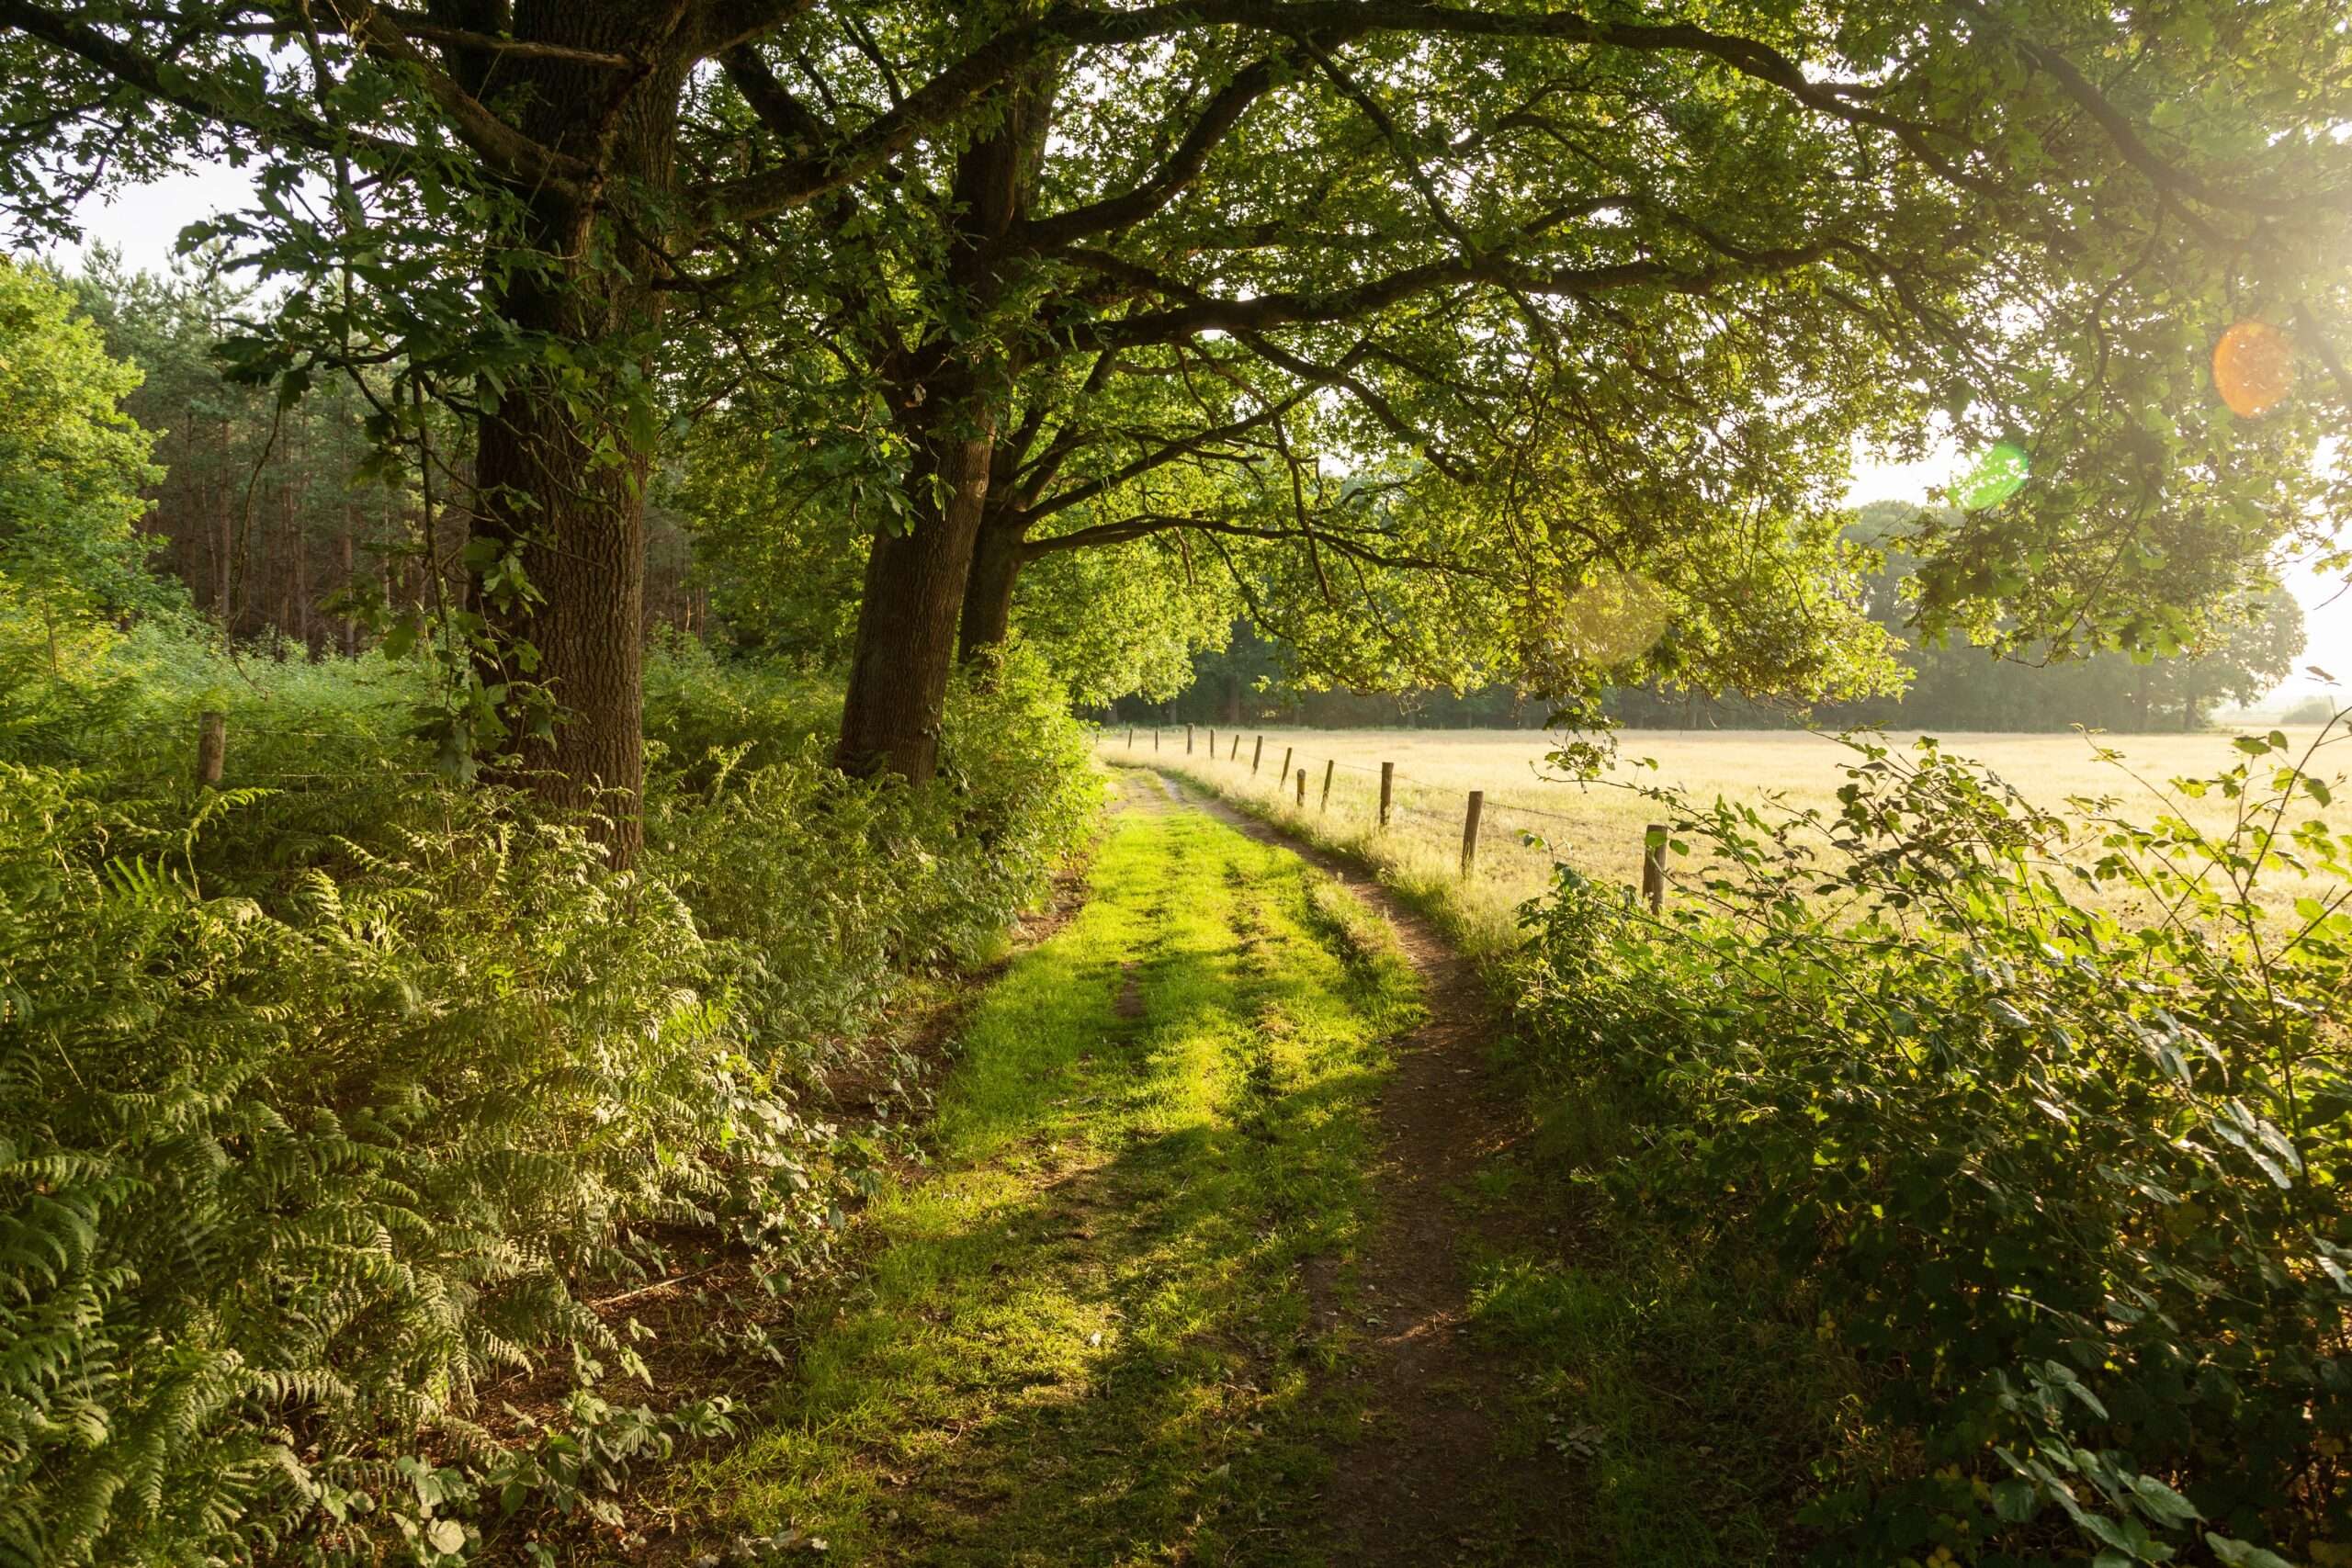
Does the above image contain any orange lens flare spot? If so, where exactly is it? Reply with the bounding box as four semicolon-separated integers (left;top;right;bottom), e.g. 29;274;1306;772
2214;320;2295;418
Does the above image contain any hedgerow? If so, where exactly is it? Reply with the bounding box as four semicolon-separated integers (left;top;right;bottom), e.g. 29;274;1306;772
0;604;1096;1565
1510;730;2350;1567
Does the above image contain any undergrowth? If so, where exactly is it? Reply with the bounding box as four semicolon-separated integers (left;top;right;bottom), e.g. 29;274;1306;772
1509;729;2350;1567
0;595;1095;1566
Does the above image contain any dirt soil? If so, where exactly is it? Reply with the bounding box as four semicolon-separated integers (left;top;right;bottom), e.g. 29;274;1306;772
1154;773;1574;1565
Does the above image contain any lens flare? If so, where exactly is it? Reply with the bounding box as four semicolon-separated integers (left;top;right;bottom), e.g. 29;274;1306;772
1956;441;2030;511
1555;570;1671;668
2214;320;2294;418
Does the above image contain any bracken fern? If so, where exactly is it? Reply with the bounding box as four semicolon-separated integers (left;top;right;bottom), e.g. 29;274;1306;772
0;610;1096;1564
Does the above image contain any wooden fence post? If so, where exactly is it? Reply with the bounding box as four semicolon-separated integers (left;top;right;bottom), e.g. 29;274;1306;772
1209;727;1216;759
1378;761;1394;829
196;710;226;788
1320;759;1334;811
1279;744;1292;786
1229;733;1239;761
1642;822;1668;915
1126;727;1133;748
1251;734;1263;774
1461;791;1484;877
1296;768;1306;807
1187;724;1194;754
1154;728;1160;752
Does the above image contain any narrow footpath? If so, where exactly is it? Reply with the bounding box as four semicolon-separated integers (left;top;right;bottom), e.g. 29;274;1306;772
1161;773;1577;1565
675;772;1577;1565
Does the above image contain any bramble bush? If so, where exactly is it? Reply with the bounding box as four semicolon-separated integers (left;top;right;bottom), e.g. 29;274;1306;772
1511;729;2350;1567
0;601;1096;1566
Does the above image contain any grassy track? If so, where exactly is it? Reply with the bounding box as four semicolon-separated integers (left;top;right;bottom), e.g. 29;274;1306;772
677;779;1419;1563
1108;769;1837;1565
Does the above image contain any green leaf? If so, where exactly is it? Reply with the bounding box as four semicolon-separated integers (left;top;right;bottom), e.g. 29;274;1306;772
2128;1474;2201;1528
1991;1479;2039;1523
2204;1535;2294;1568
380;615;420;660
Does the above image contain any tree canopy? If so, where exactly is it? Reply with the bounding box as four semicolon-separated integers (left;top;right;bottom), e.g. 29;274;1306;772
0;258;164;635
2;0;2346;847
666;0;2350;728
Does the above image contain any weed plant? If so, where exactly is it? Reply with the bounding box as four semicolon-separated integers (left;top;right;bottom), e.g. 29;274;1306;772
1510;730;2352;1566
0;593;1095;1565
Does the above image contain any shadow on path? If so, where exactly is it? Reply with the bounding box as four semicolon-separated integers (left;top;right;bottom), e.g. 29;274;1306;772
1154;773;1577;1566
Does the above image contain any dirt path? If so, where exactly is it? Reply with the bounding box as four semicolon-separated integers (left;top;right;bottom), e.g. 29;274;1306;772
1154;773;1574;1565
673;773;1575;1566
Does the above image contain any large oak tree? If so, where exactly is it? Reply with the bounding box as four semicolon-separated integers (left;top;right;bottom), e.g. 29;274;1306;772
5;0;2346;833
0;0;1192;848
676;0;2348;755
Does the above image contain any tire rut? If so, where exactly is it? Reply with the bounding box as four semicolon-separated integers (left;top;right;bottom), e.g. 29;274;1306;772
1149;772;1574;1564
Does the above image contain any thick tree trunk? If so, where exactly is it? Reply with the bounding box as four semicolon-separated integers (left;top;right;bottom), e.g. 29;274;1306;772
458;9;684;863
839;432;995;781
836;77;1050;782
956;515;1025;664
474;379;650;848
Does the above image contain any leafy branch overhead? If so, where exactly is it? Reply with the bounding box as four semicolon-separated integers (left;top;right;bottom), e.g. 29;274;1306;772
3;0;2345;804
655;0;2349;703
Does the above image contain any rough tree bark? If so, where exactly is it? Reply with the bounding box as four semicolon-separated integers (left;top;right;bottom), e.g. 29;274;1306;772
473;349;655;853
836;81;1049;782
838;424;997;780
956;510;1026;664
453;3;687;863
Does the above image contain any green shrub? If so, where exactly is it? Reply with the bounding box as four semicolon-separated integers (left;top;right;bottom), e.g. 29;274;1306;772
0;770;848;1565
646;646;1099;1098
1510;731;2349;1567
0;613;1096;1564
640;633;838;786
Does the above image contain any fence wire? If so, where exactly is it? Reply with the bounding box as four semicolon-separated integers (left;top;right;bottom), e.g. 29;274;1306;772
1093;726;1665;897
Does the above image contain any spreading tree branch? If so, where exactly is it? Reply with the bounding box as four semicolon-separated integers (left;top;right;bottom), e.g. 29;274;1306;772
1023;509;1488;577
1011;54;1286;254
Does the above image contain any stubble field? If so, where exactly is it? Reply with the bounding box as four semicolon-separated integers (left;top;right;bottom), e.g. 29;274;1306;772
1099;723;2349;938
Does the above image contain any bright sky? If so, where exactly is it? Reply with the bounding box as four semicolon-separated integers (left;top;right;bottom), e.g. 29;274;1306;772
1848;452;2352;700
48;169;2352;705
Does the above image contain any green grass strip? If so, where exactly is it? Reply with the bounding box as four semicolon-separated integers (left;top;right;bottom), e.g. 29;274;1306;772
679;787;1420;1564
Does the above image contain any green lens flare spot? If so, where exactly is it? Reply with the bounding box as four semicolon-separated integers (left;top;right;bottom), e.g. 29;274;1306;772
1957;442;2030;511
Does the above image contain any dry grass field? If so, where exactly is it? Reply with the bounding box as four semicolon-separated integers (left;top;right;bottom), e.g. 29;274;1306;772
1099;723;2352;939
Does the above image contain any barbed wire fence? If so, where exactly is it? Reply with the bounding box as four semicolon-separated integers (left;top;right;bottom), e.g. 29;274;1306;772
1091;723;1668;913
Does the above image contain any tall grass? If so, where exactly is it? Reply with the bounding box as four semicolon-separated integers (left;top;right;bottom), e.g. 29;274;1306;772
1099;722;2346;925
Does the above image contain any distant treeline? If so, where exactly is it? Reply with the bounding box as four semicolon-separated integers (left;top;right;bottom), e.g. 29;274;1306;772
64;250;705;653
1115;503;2305;733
